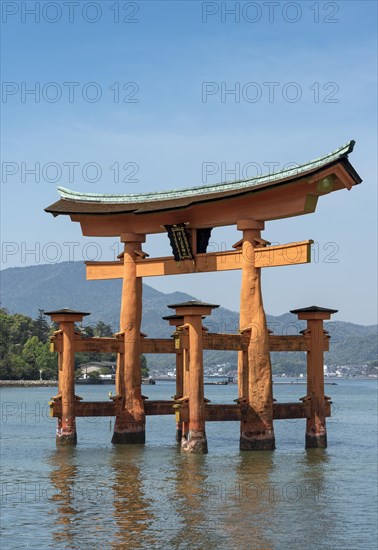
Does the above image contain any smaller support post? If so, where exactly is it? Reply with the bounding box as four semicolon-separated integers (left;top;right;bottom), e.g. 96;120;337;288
114;331;125;396
182;341;190;442
291;306;338;448
168;300;219;454
45;308;89;445
238;328;250;400
163;314;185;441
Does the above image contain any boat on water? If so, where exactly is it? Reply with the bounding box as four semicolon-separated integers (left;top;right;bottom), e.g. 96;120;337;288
142;377;156;385
204;375;230;385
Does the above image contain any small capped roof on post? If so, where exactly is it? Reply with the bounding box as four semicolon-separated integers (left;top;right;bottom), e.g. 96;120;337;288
162;314;185;321
168;300;220;310
290;306;338;314
44;308;90;318
162;313;207;323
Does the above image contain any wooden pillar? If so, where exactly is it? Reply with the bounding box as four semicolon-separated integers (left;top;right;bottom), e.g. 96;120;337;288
182;343;190;442
175;348;184;441
237;219;275;450
163;314;185;441
57;347;63;395
45;309;89;445
237;329;250;400
187;314;205;450
291;306;337;448
60;321;76;444
168;301;219;454
112;233;146;444
114;332;124;396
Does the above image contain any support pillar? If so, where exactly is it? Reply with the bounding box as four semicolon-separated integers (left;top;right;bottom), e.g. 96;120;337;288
163;314;185;441
182;342;190;442
168;301;219;454
112;233;146;444
291;306;337;448
237;330;250;400
45;308;89;445
237;219;275;450
114;331;125;397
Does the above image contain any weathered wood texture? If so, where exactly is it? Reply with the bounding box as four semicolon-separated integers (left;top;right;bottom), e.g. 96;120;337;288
144;400;177;416
239;224;275;449
50;399;331;420
50;333;330;353
179;402;331;422
306;319;328;447
52;336;122;353
112;238;145;443
58;321;77;443
140;338;176;354
187;314;206;433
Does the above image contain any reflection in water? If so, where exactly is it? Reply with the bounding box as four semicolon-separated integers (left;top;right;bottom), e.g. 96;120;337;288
110;446;156;549
48;448;80;548
4;382;375;549
298;450;340;546
44;436;336;550
231;452;276;549
168;451;225;549
166;450;276;549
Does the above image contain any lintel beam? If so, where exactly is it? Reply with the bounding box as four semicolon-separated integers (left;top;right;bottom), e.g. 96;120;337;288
86;240;312;280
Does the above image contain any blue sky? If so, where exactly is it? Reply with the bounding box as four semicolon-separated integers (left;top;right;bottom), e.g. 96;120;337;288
1;0;377;324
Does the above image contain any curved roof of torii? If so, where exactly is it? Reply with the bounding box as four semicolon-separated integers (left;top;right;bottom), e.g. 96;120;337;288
45;141;362;236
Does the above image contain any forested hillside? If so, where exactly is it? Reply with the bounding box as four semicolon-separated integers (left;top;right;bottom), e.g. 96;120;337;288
1;262;377;376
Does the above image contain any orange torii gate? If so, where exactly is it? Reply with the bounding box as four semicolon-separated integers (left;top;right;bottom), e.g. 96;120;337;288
45;141;361;452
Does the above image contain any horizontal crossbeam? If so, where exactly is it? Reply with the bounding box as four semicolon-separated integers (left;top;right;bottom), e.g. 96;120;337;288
50;333;330;353
49;400;121;417
49;399;331;420
86;241;312;280
177;402;323;422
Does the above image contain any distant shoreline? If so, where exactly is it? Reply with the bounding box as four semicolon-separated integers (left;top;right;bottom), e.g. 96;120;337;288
0;380;58;387
0;377;376;388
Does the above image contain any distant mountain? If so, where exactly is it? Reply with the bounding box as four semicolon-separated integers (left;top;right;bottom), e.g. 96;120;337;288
1;262;377;370
0;261;236;335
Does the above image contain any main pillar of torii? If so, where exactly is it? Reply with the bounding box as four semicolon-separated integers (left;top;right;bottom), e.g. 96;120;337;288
112;232;146;444
237;219;275;450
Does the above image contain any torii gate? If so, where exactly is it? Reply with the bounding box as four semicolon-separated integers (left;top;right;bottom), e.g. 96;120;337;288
45;141;361;452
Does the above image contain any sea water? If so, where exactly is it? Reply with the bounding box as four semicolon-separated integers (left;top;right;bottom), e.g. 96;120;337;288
1;379;377;549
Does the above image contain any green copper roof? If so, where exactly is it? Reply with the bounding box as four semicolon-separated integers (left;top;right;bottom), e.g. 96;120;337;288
56;141;356;204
